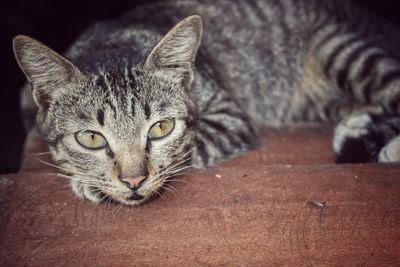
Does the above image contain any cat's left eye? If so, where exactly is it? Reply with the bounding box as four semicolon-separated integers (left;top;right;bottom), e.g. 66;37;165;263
148;119;175;140
75;130;107;149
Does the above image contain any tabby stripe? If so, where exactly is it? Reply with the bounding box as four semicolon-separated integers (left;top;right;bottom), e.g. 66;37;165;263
106;147;115;159
315;9;363;53
64;146;80;158
97;109;105;126
333;42;375;96
305;0;322;25
249;0;271;24
127;66;137;91
197;125;230;157
200;118;243;148
333;42;371;97
323;36;363;76
206;108;254;132
95;75;107;91
207;107;247;121
145;138;152;154
144;103;151;120
363;80;376;104
389;91;400;112
322;99;341;121
244;0;263;26
314;25;343;52
47;134;64;149
124;59;133;89
201;92;220;113
78;112;90;121
358;53;391;81
194;137;209;165
365;70;400;104
379;71;400;92
302;97;316;121
102;73;113;92
104;99;117;118
130;97;136;117
274;0;290;41
309;14;332;41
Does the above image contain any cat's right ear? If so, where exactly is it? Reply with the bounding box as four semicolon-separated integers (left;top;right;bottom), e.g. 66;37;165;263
13;35;82;110
144;15;203;86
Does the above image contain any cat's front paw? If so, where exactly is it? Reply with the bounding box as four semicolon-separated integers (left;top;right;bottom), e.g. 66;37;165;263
378;136;400;162
333;113;373;162
333;113;400;163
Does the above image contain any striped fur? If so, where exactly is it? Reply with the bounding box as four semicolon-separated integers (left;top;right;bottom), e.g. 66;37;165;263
14;0;400;205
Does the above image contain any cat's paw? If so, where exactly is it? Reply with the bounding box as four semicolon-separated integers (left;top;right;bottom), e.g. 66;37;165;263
378;136;400;162
333;113;400;163
333;113;372;157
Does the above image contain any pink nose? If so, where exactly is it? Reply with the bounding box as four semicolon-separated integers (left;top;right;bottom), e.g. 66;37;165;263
121;176;147;188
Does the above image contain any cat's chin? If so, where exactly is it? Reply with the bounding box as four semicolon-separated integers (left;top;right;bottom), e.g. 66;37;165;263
112;197;148;206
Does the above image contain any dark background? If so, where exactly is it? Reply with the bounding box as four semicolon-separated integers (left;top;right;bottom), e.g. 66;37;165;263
1;0;400;174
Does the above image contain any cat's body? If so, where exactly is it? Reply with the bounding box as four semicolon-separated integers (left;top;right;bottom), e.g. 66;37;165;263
15;0;400;205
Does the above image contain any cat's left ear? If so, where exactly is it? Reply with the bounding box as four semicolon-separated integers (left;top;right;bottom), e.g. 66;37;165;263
144;15;203;86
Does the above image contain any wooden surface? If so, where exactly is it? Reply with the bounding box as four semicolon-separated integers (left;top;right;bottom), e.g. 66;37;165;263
1;125;400;266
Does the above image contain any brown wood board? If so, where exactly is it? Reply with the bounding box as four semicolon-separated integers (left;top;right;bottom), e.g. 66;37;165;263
1;125;399;266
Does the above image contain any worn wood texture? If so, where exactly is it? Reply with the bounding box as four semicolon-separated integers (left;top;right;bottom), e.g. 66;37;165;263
1;125;400;266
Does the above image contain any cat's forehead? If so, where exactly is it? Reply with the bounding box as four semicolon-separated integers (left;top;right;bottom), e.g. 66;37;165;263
73;68;188;130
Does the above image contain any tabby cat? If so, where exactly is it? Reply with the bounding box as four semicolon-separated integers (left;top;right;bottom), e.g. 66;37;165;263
13;0;400;205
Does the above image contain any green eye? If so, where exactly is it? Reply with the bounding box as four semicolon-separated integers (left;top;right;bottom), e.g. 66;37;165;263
148;119;175;140
75;130;107;149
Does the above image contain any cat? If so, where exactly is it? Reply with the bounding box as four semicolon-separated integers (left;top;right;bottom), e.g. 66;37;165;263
13;0;400;205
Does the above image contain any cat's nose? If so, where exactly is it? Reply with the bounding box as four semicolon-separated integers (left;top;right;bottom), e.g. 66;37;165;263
120;176;147;189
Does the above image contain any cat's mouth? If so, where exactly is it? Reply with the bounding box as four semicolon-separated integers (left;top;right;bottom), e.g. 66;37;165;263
94;187;147;205
94;178;159;205
128;192;145;201
72;173;169;206
97;189;144;202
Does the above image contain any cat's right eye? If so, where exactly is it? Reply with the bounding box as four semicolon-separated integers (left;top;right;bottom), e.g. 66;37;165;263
75;130;107;149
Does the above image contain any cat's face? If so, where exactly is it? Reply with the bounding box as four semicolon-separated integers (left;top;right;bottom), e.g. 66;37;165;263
44;69;194;205
13;16;203;205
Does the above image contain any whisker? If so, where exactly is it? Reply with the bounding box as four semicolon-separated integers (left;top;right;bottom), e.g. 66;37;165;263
168;165;194;175
53;173;116;189
165;178;190;183
29;151;51;156
153;189;166;200
161;185;175;194
46;173;101;187
163;184;179;193
158;158;192;177
97;191;109;206
36;158;95;178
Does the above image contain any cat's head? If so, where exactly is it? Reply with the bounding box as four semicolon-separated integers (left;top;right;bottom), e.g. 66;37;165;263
13;15;203;205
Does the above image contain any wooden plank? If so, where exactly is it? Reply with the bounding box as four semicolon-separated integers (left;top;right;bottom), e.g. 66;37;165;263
1;163;400;266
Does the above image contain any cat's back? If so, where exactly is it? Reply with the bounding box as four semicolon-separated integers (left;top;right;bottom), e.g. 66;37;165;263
66;0;325;124
66;0;399;125
68;0;318;68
